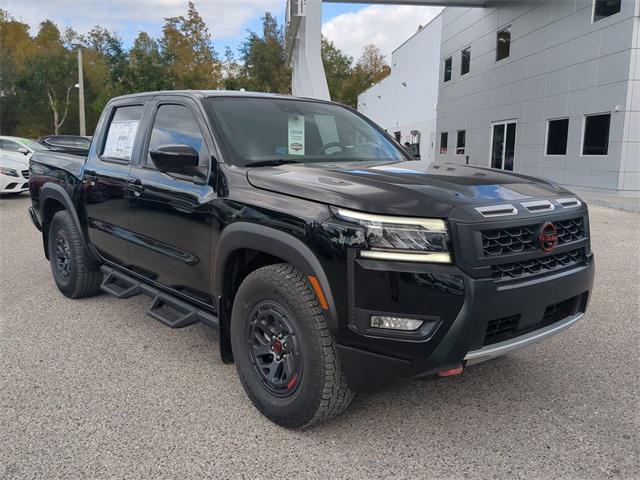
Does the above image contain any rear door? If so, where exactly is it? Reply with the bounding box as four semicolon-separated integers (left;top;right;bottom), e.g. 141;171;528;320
83;102;145;265
126;96;216;304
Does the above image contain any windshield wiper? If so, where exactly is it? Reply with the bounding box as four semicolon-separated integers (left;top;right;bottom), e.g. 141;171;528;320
244;159;302;168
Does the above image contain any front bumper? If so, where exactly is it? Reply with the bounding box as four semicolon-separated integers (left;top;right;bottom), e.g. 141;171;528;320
336;254;594;392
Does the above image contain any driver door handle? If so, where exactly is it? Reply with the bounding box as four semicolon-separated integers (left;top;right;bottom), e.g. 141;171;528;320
128;177;144;196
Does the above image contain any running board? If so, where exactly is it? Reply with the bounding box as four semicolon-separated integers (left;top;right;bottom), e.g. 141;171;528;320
100;266;218;330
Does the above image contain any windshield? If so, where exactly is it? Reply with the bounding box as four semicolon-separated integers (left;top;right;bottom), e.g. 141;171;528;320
19;139;48;151
207;97;407;167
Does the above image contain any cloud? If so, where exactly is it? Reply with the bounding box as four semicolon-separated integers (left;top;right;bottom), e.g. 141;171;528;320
4;0;282;43
322;5;443;61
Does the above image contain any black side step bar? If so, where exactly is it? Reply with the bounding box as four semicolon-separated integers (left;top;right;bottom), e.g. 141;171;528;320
100;265;218;330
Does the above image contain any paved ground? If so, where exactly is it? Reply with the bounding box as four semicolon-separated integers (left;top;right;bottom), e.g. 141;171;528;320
1;194;639;479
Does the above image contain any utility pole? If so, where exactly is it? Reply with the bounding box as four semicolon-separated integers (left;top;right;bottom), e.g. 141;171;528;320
71;40;88;136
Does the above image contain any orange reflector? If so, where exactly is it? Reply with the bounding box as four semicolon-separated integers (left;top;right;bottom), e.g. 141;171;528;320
437;365;464;377
307;275;329;310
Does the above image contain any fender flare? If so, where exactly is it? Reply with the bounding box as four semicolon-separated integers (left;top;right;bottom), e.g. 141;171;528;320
214;222;338;331
39;183;99;263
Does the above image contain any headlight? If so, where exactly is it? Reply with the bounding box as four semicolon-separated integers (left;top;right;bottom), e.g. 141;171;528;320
334;208;451;263
0;168;18;177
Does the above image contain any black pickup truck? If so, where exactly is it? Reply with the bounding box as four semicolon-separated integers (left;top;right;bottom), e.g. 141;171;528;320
28;91;594;428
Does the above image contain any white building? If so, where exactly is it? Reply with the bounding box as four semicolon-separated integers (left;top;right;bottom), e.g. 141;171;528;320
356;0;640;192
357;14;443;166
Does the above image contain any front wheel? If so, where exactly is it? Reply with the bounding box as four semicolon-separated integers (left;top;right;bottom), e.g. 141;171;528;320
231;263;353;429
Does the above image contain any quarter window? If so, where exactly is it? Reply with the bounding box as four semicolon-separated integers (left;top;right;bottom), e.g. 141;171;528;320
440;132;448;154
593;0;621;21
461;48;471;75
456;130;466;155
102;105;144;162
496;27;511;61
444;57;452;82
582;114;611;156
147;104;208;169
546;119;569;156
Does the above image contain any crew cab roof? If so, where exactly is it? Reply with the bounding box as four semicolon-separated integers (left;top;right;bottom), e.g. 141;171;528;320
108;90;312;103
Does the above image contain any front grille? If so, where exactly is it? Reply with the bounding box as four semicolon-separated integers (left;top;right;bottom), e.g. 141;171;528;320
492;248;586;281
21;169;29;179
542;296;576;327
481;217;584;256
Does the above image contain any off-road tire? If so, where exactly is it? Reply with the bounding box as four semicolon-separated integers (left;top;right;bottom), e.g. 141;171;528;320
48;210;102;298
231;263;353;429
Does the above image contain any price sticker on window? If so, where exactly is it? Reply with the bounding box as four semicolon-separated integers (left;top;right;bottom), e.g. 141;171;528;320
288;115;305;156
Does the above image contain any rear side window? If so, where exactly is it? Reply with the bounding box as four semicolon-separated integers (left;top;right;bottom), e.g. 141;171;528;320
102;105;144;162
0;140;21;151
147;104;208;167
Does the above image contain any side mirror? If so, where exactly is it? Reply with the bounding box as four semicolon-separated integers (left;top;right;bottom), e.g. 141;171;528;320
18;147;29;155
149;144;200;176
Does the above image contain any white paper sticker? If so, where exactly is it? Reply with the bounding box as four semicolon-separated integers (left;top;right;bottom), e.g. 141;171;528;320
288;115;305;156
103;120;139;160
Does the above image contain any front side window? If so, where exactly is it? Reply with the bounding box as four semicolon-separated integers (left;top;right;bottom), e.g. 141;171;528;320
593;0;621;21
147;104;208;168
102;105;144;162
207;97;407;167
497;27;511;61
456;130;466;155
0;140;21;152
583;114;611;156
461;48;471;75
444;57;452;82
546;119;569;155
440;132;448;154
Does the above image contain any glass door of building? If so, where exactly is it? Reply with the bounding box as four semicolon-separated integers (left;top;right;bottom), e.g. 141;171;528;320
490;121;517;171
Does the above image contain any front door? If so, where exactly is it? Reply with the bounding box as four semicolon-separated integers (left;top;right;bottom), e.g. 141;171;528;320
490;121;517;171
126;98;216;304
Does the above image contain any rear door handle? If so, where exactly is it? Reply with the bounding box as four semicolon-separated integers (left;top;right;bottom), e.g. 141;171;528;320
128;177;144;196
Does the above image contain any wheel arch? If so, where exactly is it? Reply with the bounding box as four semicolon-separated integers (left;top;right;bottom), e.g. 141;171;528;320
214;222;338;364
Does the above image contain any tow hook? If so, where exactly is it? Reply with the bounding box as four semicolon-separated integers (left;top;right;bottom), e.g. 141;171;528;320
437;365;464;377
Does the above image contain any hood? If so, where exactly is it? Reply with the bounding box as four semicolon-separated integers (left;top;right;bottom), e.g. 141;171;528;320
246;161;572;218
0;156;29;170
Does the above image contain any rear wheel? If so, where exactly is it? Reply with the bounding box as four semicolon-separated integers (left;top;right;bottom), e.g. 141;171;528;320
48;210;102;298
231;263;353;429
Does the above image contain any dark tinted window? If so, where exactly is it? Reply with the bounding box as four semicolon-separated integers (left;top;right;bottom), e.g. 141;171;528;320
461;48;471;75
207;97;405;166
102;105;144;161
593;0;621;21
583;114;610;156
440;132;448;154
546;119;569;155
394;131;401;142
456;130;466;155
497;27;511;61
147;104;207;167
444;57;452;82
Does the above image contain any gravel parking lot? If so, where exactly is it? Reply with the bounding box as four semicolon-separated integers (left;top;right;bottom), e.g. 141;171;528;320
1;194;639;479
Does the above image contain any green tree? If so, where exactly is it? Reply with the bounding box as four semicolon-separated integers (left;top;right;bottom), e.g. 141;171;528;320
341;43;390;108
128;32;167;92
240;12;290;94
161;1;221;89
321;37;353;104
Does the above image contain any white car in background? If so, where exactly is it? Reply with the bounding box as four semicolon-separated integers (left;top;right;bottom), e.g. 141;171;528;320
0;136;49;162
0;155;30;196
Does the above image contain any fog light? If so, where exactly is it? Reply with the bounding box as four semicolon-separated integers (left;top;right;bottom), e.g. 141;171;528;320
370;316;423;331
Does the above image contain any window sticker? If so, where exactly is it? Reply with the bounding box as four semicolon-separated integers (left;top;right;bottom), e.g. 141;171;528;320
288;115;305;155
103;120;139;160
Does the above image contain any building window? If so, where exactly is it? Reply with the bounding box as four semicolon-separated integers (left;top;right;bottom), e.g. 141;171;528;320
593;0;621;22
496;27;511;61
440;132;448;154
461;48;471;75
583;114;611;156
394;131;401;143
444;57;452;82
546;119;569;155
456;130;466;155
